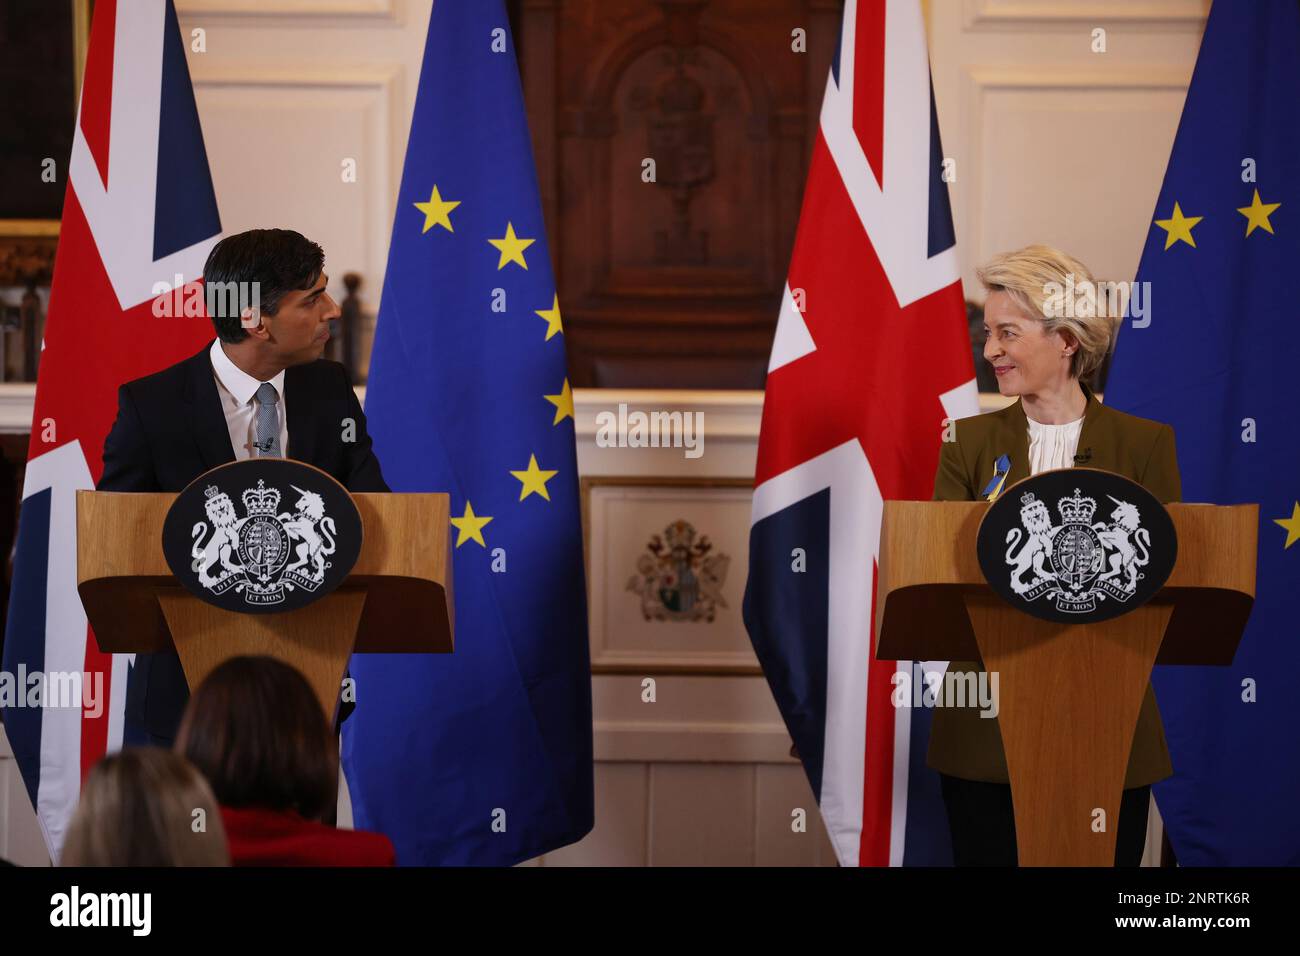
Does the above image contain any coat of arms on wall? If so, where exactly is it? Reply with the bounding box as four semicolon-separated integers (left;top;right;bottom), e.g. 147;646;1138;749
626;519;730;622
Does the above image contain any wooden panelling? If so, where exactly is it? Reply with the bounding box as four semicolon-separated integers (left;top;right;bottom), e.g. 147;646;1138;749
754;763;838;866
519;0;843;387
961;67;1192;287
963;0;1209;30
540;763;650;866
928;0;1206;298
177;0;398;20
187;65;402;310
0;726;51;866
648;763;756;865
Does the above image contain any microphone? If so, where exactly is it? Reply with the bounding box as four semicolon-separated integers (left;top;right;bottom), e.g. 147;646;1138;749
251;437;275;453
1074;447;1092;464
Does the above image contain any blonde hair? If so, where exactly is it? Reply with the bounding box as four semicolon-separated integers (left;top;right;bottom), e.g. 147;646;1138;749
60;748;230;867
976;244;1117;384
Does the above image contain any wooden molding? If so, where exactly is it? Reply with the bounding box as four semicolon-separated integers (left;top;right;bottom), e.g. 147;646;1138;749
963;0;1209;30
176;0;398;21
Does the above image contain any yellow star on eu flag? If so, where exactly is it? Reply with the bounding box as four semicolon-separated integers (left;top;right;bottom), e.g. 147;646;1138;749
450;500;493;547
1275;501;1300;549
414;185;460;234
510;454;558;501
1154;202;1203;249
536;294;563;341
1237;189;1281;237
488;222;535;270
544;378;574;425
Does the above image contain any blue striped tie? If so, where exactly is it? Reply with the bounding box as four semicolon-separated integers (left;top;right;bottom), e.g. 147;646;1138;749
254;382;282;457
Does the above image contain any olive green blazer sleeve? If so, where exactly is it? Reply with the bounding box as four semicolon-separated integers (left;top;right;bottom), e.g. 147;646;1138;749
1140;424;1182;505
932;430;975;502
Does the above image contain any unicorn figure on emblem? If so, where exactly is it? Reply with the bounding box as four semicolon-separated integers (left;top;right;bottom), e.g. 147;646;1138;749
1093;495;1152;593
279;485;338;583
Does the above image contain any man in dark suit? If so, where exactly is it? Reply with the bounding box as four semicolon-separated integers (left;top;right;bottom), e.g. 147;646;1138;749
99;228;389;746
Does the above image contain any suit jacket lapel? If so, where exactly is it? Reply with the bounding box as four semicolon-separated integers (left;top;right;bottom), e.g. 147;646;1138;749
997;399;1032;492
184;340;237;472
1074;380;1107;469
285;363;317;464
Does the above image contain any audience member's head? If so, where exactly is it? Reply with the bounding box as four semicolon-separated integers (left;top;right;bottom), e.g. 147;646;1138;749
175;655;336;821
61;748;229;866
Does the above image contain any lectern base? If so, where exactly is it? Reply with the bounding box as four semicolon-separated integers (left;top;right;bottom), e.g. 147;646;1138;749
964;592;1172;866
157;588;368;725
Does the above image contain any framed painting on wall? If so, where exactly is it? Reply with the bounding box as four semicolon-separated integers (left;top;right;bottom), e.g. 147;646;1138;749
581;475;760;675
0;0;91;287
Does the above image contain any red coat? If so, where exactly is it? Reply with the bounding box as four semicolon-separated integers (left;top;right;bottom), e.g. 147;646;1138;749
220;806;395;867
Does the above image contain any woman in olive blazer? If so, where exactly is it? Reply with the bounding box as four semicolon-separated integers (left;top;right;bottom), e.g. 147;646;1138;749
930;245;1181;867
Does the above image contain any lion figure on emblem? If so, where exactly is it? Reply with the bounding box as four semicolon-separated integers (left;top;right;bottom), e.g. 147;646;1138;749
1005;493;1058;595
191;487;245;586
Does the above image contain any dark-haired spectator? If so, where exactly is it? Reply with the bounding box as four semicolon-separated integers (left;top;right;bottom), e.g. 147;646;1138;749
176;655;394;866
61;749;229;866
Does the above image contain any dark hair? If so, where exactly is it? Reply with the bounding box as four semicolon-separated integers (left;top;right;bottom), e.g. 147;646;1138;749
202;229;324;343
175;655;336;821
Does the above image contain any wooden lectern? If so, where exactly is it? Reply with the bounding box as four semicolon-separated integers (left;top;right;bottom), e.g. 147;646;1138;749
76;491;454;723
875;498;1256;866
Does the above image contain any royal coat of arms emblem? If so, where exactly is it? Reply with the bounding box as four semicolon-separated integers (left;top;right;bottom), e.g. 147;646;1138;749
163;460;363;614
1006;487;1152;614
977;469;1177;625
191;480;337;605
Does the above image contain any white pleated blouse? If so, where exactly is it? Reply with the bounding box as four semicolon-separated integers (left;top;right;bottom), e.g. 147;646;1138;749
1026;414;1085;475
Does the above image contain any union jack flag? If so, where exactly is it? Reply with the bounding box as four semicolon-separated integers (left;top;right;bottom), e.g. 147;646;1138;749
0;0;221;857
742;0;978;866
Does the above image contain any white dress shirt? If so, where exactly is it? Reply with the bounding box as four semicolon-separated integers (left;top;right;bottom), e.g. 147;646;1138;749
208;338;288;460
1026;413;1084;475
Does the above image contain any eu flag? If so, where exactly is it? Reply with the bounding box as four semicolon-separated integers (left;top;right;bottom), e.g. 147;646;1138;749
341;0;593;865
1104;0;1300;865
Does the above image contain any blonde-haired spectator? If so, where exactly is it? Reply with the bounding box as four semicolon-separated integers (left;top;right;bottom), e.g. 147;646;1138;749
60;748;229;867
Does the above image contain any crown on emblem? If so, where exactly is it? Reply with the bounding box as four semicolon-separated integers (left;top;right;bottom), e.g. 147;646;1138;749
204;484;220;499
1020;491;1037;506
242;479;281;517
662;520;697;550
1057;487;1097;524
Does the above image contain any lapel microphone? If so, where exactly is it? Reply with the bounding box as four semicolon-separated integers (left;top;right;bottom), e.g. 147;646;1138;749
1074;447;1093;464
